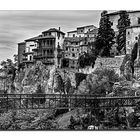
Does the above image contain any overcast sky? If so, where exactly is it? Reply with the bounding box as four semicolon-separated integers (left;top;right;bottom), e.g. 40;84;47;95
0;10;114;62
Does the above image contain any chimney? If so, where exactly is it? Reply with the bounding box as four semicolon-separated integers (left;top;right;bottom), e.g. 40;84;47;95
59;27;61;31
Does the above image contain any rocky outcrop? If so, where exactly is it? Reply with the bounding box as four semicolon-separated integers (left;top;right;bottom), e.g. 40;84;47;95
14;62;77;95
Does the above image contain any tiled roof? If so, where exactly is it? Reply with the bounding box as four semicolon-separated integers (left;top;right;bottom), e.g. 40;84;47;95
64;37;86;42
42;28;65;35
86;28;98;34
25;36;40;41
126;25;140;29
107;10;140;16
35;35;55;40
25;35;55;41
18;42;25;44
77;25;97;29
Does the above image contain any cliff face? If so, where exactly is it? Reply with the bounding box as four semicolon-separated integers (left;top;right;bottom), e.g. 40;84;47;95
14;62;76;95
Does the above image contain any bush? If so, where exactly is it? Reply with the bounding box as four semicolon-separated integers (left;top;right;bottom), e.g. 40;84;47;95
0;109;57;130
77;68;119;96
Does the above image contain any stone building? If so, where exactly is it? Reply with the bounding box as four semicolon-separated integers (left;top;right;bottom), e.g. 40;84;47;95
94;55;126;76
63;25;98;69
63;37;91;69
67;25;98;38
107;11;140;31
17;42;26;66
107;11;140;55
126;25;140;54
33;28;65;68
22;36;38;68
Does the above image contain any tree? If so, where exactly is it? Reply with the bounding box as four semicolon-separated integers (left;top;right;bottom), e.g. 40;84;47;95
78;49;97;68
64;77;72;94
0;59;16;81
95;10;115;57
117;10;131;54
130;42;138;74
77;68;119;96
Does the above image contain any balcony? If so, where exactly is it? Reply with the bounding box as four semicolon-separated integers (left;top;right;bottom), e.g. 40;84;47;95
42;54;55;58
42;45;55;49
33;54;55;59
42;59;54;65
23;52;34;56
33;55;43;59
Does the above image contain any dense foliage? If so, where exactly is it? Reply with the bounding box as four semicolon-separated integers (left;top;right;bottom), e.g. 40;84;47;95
0;109;58;130
75;73;87;88
117;10;131;54
0;59;17;81
78;47;97;68
94;10;115;57
77;68;119;96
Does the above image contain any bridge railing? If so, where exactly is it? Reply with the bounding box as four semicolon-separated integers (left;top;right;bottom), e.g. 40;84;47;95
0;94;140;111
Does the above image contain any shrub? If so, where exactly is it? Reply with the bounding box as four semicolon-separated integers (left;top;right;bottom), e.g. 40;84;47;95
77;68;119;96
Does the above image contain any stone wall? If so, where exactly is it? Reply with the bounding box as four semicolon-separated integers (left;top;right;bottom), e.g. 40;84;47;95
94;56;125;75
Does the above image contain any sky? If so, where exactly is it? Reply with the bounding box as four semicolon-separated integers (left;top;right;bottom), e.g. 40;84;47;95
0;10;113;62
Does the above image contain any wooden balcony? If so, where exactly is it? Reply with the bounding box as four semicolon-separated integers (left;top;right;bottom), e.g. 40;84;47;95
33;54;55;59
42;59;54;65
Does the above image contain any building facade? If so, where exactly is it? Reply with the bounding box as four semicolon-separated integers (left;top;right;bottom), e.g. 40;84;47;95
63;37;91;69
107;11;140;55
22;37;38;67
17;42;26;66
33;28;65;68
107;11;140;31
126;25;140;54
67;25;98;38
63;25;98;69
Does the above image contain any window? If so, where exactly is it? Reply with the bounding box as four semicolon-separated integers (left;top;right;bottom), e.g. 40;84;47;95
128;41;129;45
128;31;130;35
50;40;53;45
73;34;75;37
30;44;34;47
66;47;68;51
43;50;45;55
72;48;74;51
72;53;75;57
76;42;78;45
30;56;32;61
47;40;49;45
50;49;53;54
135;37;138;40
138;17;140;24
